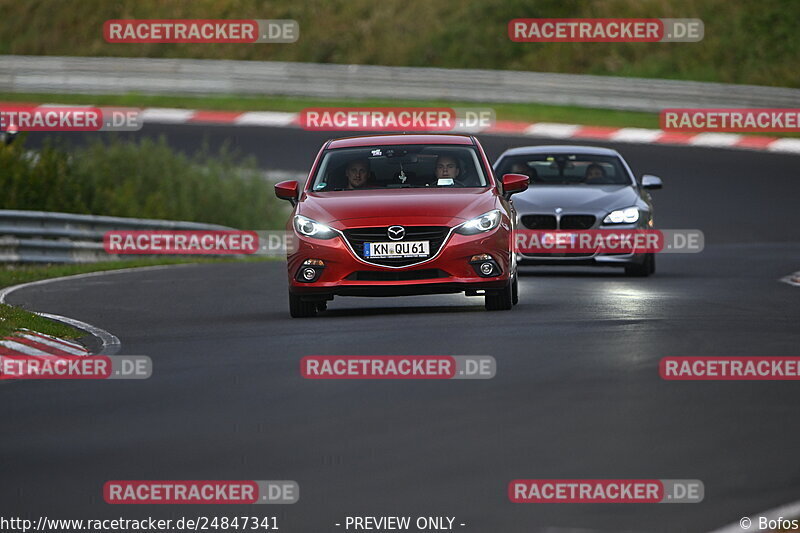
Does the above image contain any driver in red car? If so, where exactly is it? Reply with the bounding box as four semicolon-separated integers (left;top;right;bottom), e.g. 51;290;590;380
434;155;461;182
346;158;371;189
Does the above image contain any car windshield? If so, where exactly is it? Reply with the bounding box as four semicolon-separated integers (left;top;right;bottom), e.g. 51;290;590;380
497;154;631;186
310;145;489;191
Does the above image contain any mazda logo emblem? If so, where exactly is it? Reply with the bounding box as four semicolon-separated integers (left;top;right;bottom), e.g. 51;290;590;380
387;225;405;241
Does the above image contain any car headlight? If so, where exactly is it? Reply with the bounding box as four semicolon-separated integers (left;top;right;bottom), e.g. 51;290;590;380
603;207;640;224
456;209;501;235
293;215;336;239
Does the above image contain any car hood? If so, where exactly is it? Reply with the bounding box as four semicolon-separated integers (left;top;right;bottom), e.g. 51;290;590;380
298;189;497;226
511;185;639;213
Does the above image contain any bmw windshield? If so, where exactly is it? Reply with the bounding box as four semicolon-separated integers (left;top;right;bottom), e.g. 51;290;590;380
496;153;632;186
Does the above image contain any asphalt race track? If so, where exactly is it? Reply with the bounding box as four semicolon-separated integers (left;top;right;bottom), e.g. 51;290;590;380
3;125;800;532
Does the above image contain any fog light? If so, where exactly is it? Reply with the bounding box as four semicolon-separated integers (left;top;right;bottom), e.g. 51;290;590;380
468;254;501;277
297;259;325;283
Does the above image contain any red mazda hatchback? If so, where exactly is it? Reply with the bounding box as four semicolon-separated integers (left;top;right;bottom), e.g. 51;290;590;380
274;134;529;317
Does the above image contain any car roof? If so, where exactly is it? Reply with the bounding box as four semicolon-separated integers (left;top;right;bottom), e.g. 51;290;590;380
497;145;622;158
326;133;475;149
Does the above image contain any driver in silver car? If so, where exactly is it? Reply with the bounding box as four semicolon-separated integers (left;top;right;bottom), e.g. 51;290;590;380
584;163;607;184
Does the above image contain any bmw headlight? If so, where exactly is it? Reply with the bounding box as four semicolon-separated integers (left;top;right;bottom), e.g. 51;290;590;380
456;209;501;235
603;207;640;225
293;215;336;239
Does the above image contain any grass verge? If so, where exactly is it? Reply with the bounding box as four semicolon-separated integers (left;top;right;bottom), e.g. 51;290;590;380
0;304;82;340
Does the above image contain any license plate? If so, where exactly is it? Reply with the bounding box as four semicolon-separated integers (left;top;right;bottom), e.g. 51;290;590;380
363;241;430;258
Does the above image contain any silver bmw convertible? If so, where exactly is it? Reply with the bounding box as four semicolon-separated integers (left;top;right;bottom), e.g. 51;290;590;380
493;145;663;276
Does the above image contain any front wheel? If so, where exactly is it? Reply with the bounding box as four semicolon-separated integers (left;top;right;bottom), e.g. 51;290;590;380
485;281;513;311
511;273;519;305
289;292;318;318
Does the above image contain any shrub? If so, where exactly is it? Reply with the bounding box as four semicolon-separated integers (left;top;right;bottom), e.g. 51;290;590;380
0;135;288;229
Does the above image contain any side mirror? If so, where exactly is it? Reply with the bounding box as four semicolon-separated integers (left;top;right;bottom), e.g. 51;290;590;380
501;173;529;197
274;180;299;206
641;175;663;190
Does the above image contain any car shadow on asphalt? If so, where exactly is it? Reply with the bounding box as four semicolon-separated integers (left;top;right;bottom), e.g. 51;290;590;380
518;268;630;277
320;304;485;317
518;269;690;279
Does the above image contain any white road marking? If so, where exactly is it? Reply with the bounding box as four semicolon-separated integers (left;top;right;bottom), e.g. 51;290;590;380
689;133;743;147
235;111;298;126
21;328;88;349
139;107;195;124
767;138;800;154
38;312;120;355
524;122;580;138
0;339;51;356
611;128;663;143
18;333;87;355
779;270;800;287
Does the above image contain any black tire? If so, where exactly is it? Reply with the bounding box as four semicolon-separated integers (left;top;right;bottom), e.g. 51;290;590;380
511;273;519;305
485;281;513;311
289;292;317;318
624;254;653;277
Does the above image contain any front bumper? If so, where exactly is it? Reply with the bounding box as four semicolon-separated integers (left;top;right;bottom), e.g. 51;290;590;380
515;221;650;267
287;227;511;297
517;251;645;267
